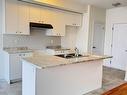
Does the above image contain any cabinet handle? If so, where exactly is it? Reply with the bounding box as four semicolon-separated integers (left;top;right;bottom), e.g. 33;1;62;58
20;32;22;33
56;33;60;36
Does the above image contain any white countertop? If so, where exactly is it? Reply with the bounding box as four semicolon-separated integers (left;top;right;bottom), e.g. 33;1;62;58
22;51;112;69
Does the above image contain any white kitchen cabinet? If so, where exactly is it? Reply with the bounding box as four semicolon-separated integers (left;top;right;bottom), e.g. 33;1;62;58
40;8;58;36
65;12;82;26
3;51;33;84
18;2;30;35
2;0;30;35
40;8;66;36
3;0;82;35
44;9;82;36
29;4;41;23
50;10;66;36
40;7;51;24
2;0;18;34
52;23;65;36
9;53;22;81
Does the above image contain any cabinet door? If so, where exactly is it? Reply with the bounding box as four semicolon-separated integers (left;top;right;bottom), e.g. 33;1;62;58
52;10;65;36
53;11;66;36
65;12;82;26
29;4;41;23
41;8;59;36
52;23;65;36
40;7;52;24
9;52;33;80
111;24;127;70
4;0;18;34
42;8;65;36
73;14;82;26
18;1;30;35
9;54;22;80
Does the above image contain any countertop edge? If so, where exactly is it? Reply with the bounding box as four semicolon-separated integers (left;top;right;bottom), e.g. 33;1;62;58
22;55;112;69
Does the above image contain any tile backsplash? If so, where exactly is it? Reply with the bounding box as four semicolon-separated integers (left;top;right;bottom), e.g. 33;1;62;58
3;28;61;50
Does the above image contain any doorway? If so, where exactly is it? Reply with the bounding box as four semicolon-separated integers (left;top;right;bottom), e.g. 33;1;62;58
111;24;127;70
92;23;105;55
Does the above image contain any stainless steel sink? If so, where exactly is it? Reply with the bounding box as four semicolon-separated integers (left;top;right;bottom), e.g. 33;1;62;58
55;53;89;59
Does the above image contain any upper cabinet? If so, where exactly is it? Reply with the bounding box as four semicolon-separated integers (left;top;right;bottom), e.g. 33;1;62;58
2;0;82;36
3;0;18;34
2;0;30;35
41;7;82;36
18;2;30;35
64;12;82;26
29;4;41;23
40;7;66;36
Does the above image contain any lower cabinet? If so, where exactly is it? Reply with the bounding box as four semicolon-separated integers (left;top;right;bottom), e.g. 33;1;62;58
3;51;33;84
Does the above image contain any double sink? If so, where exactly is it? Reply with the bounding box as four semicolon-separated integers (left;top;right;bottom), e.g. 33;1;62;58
55;53;89;59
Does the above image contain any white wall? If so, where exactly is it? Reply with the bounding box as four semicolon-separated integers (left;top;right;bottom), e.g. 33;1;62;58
87;6;106;53
104;6;127;66
3;28;61;50
0;0;4;79
105;6;127;55
76;13;89;53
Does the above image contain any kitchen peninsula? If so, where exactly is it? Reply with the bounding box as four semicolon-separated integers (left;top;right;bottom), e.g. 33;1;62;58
22;52;112;95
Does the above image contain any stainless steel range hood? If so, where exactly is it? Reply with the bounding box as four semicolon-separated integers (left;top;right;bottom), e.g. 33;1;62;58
30;22;53;29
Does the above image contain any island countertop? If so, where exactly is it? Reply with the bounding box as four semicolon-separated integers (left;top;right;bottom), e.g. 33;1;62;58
22;52;112;69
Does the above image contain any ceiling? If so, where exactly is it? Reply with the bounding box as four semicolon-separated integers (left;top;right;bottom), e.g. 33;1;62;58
69;0;127;9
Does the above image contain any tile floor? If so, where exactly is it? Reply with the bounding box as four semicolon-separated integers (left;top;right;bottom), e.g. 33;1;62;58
0;66;126;95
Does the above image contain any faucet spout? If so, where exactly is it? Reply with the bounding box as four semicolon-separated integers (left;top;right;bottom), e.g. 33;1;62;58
75;47;79;57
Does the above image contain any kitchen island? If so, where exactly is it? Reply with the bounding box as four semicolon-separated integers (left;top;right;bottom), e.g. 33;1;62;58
22;52;111;95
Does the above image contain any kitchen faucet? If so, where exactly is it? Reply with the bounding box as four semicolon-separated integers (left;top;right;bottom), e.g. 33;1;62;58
75;47;79;57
